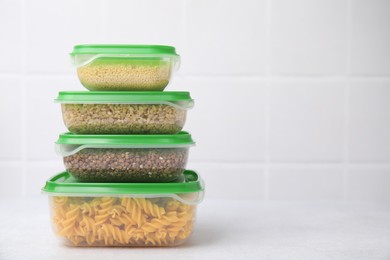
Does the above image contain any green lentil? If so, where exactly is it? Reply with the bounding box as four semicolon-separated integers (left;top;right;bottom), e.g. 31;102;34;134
63;148;188;183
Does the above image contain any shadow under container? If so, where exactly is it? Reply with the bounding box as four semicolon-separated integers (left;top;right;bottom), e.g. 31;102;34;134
55;91;193;134
42;170;205;247
55;132;195;183
70;44;180;91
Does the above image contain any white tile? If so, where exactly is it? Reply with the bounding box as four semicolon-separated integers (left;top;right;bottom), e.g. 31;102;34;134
25;0;102;73
270;0;348;75
349;80;390;162
0;77;22;160
187;162;264;200
269;79;345;162
24;76;80;160
350;0;390;75
186;0;267;75
184;77;266;162
0;0;22;73
0;163;23;197
25;161;63;197
269;166;344;200
105;0;183;48
348;166;390;201
164;75;186;91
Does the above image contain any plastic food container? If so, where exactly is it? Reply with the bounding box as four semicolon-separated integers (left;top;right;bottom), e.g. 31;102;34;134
42;170;204;247
55;91;193;134
55;132;195;183
70;44;180;91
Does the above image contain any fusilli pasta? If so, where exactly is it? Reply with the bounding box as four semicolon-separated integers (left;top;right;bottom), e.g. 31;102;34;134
50;196;196;246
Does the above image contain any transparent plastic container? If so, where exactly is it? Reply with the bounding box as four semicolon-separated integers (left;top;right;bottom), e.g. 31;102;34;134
55;132;195;183
70;45;180;91
55;91;194;134
42;170;205;247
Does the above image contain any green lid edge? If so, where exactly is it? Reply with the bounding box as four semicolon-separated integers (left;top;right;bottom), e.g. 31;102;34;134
42;170;204;195
71;44;178;56
56;131;195;146
55;91;193;103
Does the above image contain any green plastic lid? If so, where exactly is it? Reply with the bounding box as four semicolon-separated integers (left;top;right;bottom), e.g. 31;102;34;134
42;170;204;195
71;44;178;56
55;91;194;109
56;131;195;146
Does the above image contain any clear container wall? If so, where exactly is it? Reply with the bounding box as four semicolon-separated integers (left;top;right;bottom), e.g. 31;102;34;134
63;147;189;182
76;57;175;91
48;195;197;247
61;103;187;134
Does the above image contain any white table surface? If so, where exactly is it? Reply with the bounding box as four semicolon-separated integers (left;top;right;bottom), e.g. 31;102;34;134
0;197;389;260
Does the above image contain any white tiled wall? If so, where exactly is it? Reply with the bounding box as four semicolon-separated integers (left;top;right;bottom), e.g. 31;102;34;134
270;0;348;75
185;0;268;75
268;165;344;200
350;0;390;75
1;0;389;201
0;77;22;160
268;79;345;162
349;79;390;162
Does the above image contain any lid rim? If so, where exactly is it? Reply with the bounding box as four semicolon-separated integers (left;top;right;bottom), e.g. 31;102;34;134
71;44;179;56
42;170;204;195
56;131;195;146
55;91;193;104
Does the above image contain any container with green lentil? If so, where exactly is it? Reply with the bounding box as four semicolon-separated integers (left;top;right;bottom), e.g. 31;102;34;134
55;132;195;183
55;91;193;135
70;44;180;91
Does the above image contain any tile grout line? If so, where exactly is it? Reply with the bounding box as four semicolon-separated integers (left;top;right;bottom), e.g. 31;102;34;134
20;0;27;198
264;83;270;201
189;161;390;167
181;75;390;80
100;0;108;42
343;0;352;202
162;0;187;78
181;0;187;58
343;83;350;201
6;160;390;168
1;73;390;80
263;0;272;202
178;0;188;79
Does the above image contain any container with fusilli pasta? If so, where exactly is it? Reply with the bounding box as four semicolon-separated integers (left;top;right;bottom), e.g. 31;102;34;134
42;170;204;247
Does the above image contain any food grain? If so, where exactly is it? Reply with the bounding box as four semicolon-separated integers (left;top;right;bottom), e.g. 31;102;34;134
51;196;196;246
61;103;186;134
63;148;188;182
77;59;171;91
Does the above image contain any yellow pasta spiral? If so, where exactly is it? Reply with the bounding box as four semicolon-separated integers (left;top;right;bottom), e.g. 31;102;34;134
59;204;81;237
134;198;166;218
51;196;196;246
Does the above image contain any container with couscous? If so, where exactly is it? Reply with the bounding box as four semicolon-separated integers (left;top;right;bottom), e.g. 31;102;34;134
70;44;180;91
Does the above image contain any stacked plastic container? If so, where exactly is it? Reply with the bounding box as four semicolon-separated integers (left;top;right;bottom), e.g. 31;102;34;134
42;45;205;247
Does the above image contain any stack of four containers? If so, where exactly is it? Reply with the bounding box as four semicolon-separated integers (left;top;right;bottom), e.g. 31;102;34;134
42;45;205;247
